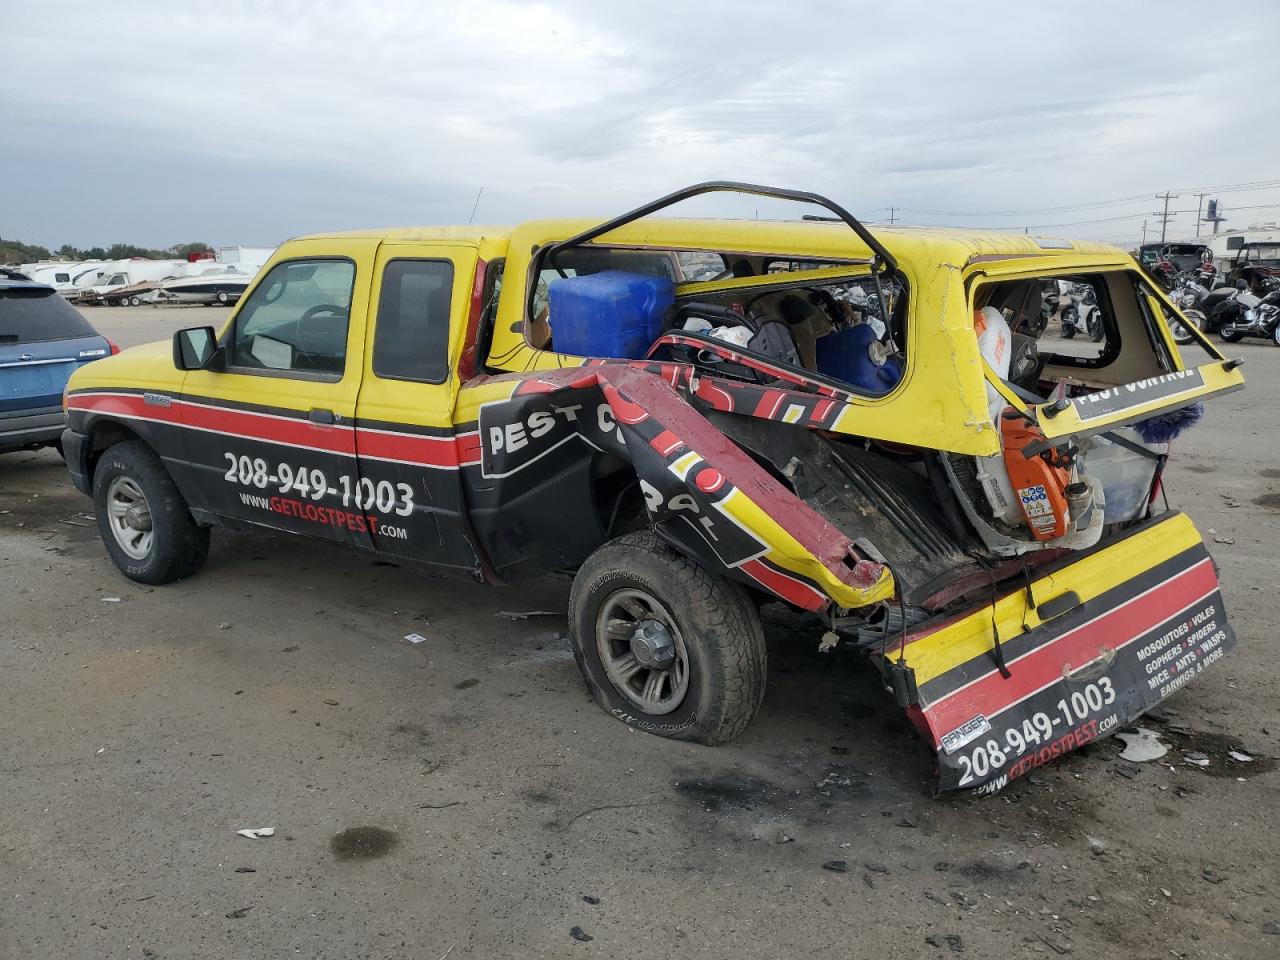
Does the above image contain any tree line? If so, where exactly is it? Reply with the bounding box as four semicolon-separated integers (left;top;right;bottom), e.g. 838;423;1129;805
1;237;214;264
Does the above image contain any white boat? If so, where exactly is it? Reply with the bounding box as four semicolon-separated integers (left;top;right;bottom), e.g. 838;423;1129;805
158;265;255;305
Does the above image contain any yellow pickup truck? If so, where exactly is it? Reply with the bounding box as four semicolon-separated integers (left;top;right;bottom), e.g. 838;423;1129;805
61;183;1243;794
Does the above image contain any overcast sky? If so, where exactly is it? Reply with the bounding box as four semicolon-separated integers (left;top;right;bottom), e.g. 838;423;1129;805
4;1;1279;251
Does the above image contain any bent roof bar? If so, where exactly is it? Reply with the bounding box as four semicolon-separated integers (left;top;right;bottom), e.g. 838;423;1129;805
544;181;899;277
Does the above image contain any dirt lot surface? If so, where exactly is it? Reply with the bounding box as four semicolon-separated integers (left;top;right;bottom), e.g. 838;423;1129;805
2;307;1278;959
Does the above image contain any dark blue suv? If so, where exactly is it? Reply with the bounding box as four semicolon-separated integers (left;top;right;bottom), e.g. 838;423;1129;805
1;270;116;454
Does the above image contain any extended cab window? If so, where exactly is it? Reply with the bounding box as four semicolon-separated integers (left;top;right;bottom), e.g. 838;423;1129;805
231;259;354;377
373;259;453;384
526;243;907;397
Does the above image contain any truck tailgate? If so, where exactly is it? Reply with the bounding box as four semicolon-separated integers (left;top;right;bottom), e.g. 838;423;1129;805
886;512;1235;794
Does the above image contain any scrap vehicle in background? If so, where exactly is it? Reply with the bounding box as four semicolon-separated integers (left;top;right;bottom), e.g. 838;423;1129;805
1223;241;1280;293
0;273;116;454
1138;241;1213;290
60;182;1243;794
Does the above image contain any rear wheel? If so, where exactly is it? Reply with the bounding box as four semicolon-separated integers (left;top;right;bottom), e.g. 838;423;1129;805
92;441;209;584
216;290;229;304
1272;324;1280;347
1220;328;1245;343
568;531;767;745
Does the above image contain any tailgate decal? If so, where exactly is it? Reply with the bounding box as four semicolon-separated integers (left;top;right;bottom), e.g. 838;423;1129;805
911;542;1236;794
1071;369;1204;421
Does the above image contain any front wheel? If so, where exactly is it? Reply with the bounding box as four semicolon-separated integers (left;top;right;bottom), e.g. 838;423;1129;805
568;531;767;745
1272;324;1280;348
1085;308;1104;342
1220;328;1245;343
1171;310;1204;345
92;440;210;584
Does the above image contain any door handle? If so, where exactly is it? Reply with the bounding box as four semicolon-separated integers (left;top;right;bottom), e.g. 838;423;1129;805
308;408;337;425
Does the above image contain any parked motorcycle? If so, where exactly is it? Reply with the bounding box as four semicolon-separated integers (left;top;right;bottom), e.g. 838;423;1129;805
1044;281;1103;342
1217;279;1280;346
1167;273;1213;344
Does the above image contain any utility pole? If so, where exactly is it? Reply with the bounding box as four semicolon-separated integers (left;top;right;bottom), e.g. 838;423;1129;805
1155;191;1178;242
1141;219;1149;244
1194;192;1206;238
886;206;898;225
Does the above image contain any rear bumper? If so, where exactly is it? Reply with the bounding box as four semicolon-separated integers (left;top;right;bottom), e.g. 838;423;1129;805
0;406;65;451
61;426;92;495
885;512;1236;794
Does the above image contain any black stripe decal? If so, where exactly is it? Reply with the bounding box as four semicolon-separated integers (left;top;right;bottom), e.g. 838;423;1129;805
915;542;1210;704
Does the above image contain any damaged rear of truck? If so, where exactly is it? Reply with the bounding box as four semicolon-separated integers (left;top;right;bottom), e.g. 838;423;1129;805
473;183;1244;795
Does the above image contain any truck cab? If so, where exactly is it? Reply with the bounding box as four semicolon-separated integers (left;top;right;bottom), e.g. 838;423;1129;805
61;182;1244;794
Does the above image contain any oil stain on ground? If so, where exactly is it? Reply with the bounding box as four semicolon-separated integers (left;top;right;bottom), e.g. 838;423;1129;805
1163;728;1276;779
1259;468;1280;480
330;825;399;860
1254;493;1280;510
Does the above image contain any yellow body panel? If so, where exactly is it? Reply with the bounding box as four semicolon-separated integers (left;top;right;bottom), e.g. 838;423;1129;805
897;513;1205;687
483;219;1015;457
356;240;480;431
181;238;380;422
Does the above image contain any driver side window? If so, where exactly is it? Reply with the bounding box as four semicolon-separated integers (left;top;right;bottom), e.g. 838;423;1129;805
232;259;355;378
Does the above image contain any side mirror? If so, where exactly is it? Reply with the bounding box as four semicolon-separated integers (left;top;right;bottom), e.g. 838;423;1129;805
173;326;216;370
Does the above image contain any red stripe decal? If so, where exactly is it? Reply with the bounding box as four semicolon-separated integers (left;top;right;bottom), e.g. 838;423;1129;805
752;390;784;419
181;401;357;455
740;558;827;611
921;560;1218;734
454;432;483;466
69;392;474;470
356;429;461;467
649;430;684;457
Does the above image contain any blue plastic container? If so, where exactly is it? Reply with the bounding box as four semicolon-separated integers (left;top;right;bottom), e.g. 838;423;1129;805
815;323;902;394
548;270;674;359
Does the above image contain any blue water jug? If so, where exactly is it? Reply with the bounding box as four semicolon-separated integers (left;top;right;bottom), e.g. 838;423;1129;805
815;324;901;394
548;271;674;359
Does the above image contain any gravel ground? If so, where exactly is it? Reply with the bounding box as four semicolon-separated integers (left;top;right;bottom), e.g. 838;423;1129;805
1;307;1278;959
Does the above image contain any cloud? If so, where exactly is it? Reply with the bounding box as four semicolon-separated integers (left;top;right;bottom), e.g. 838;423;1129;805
2;0;1277;248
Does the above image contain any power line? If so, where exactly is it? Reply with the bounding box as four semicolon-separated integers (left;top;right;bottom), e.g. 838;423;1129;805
895;179;1280;219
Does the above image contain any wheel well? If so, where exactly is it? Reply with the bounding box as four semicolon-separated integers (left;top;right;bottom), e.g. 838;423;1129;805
84;420;145;479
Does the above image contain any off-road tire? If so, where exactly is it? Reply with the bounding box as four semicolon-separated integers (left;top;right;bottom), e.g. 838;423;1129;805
93;440;209;584
568;531;767;745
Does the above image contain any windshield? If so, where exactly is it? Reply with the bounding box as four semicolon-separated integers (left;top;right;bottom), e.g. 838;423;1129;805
0;287;98;344
1246;245;1280;263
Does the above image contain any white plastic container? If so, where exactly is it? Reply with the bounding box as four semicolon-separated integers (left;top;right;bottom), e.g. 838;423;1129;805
974;306;1012;423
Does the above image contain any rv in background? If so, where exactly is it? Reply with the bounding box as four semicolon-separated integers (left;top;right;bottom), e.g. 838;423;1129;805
1207;227;1280;269
217;246;276;274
